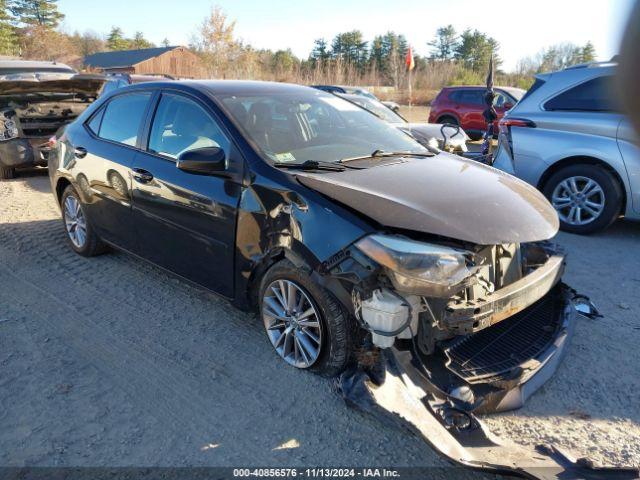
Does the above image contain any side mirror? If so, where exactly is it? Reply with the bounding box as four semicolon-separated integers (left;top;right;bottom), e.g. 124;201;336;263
503;102;514;110
177;147;226;175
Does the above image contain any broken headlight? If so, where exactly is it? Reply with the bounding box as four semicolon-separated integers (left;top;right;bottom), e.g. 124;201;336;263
0;111;18;142
355;234;479;296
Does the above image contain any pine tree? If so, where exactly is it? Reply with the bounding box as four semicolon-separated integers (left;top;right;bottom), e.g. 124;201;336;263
429;25;458;60
132;31;153;49
0;0;18;55
580;41;596;63
8;0;64;28
106;26;130;51
310;38;330;63
455;29;501;72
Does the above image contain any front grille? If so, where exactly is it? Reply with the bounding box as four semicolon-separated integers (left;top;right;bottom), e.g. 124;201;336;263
444;288;562;383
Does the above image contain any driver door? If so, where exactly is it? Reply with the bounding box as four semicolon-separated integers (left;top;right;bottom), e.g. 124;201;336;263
131;91;242;298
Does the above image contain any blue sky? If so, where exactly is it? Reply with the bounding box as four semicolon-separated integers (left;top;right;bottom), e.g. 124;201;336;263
57;0;634;71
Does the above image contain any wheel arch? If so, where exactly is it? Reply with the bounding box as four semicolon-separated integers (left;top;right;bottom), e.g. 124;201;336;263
436;113;459;124
55;177;72;205
237;246;315;313
537;155;627;213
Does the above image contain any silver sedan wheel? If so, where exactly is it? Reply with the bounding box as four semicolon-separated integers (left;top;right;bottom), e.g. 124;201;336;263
551;176;606;226
262;279;323;369
63;195;87;248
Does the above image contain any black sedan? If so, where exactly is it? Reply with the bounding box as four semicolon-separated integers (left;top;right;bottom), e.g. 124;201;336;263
49;80;573;413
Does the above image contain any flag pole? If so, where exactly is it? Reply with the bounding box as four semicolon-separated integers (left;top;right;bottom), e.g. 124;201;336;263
405;46;414;110
409;68;412;109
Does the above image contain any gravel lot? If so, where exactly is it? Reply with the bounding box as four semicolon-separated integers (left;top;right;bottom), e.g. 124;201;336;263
1;172;639;470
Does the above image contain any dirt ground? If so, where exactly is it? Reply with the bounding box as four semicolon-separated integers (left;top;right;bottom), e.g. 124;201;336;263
397;105;430;123
1;172;639;470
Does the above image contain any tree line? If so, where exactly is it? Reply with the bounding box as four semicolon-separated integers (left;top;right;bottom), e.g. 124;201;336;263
0;1;599;105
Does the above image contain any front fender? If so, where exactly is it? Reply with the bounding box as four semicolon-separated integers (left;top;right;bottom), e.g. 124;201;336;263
232;172;374;311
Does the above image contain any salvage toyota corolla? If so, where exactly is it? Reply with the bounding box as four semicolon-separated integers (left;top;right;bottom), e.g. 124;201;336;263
49;80;573;413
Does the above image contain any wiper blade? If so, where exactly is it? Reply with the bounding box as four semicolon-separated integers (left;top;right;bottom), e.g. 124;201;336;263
272;160;347;171
340;149;435;163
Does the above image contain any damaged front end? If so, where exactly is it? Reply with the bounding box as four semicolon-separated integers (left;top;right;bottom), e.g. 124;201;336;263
0;75;105;169
331;235;569;414
324;235;636;478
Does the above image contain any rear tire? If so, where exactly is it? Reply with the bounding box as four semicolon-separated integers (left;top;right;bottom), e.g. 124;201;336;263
0;166;15;180
543;164;623;234
259;259;356;377
61;185;108;256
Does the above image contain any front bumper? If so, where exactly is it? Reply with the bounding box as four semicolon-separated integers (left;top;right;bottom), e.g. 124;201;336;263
444;251;564;335
339;286;637;479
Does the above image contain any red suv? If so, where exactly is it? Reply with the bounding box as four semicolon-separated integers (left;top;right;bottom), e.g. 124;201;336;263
428;86;525;140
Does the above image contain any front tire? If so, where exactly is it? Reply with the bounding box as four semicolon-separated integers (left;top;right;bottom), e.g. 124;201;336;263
543;164;623;234
259;259;356;377
61;185;107;256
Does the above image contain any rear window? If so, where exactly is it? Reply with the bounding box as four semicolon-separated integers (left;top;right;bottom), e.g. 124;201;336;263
544;76;616;112
98;92;151;146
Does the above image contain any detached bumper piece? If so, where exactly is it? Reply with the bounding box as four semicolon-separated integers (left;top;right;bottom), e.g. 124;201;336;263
339;286;638;480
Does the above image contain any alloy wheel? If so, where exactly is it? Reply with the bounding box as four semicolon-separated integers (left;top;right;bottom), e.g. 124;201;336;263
262;279;323;368
63;195;88;248
551;176;606;226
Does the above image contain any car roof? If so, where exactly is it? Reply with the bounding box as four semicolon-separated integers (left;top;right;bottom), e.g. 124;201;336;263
443;85;524;92
0;60;75;71
126;79;322;96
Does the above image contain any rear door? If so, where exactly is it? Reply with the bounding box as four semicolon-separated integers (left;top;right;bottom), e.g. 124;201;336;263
130;90;243;297
461;88;486;132
72;90;153;250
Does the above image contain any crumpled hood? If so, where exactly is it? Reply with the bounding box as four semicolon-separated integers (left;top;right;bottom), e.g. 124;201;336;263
0;74;106;101
296;153;559;245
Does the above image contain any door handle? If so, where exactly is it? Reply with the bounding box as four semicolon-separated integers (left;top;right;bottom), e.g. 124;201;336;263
74;146;87;158
133;168;154;183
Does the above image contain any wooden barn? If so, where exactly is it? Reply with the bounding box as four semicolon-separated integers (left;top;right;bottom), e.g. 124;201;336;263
84;46;206;78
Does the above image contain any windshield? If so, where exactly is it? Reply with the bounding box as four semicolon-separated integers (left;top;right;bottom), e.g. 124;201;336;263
219;91;427;164
341;95;405;124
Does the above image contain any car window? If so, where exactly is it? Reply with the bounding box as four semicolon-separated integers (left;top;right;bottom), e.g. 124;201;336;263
220;92;427;164
98;92;151;146
544;76;616;112
449;90;462;102
452;90;484;105
148;93;230;159
87;107;105;135
494;92;510;107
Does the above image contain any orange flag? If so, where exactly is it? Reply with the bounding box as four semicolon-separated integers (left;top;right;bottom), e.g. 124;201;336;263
405;46;415;71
